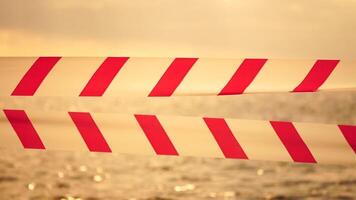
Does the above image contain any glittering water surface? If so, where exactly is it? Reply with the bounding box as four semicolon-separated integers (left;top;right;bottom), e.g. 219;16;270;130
0;150;355;200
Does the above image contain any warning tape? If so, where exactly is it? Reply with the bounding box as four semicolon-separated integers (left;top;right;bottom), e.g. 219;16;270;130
0;109;354;164
1;57;355;97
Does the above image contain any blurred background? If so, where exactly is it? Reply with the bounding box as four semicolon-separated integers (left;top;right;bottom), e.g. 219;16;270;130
1;0;356;58
1;0;356;199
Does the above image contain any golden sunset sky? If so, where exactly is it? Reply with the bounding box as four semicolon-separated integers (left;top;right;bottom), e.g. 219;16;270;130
0;0;356;58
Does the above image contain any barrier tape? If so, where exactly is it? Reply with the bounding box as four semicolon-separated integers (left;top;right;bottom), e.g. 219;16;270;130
1;57;355;97
0;109;355;164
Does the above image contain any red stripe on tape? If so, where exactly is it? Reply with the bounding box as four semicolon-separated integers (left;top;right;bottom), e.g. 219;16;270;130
11;57;61;96
338;125;356;154
3;109;45;149
135;114;178;155
69;112;111;152
204;117;248;159
148;58;198;97
270;121;316;163
219;58;267;95
80;57;129;96
293;59;339;92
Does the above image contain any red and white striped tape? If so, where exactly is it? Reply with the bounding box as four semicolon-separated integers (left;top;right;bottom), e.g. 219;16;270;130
1;57;355;97
0;109;355;164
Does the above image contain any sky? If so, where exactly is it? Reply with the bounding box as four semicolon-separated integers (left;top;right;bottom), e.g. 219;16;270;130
0;0;356;58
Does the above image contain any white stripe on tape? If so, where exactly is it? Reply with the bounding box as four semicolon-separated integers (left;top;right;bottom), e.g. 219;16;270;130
0;109;354;164
0;57;355;97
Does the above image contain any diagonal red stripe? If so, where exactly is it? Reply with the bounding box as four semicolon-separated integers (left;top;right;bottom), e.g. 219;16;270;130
80;57;129;96
148;58;198;97
11;57;61;96
270;121;316;163
293;59;339;92
134;114;178;155
203;117;248;159
338;125;356;154
69;112;111;152
3;109;45;149
219;58;267;95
